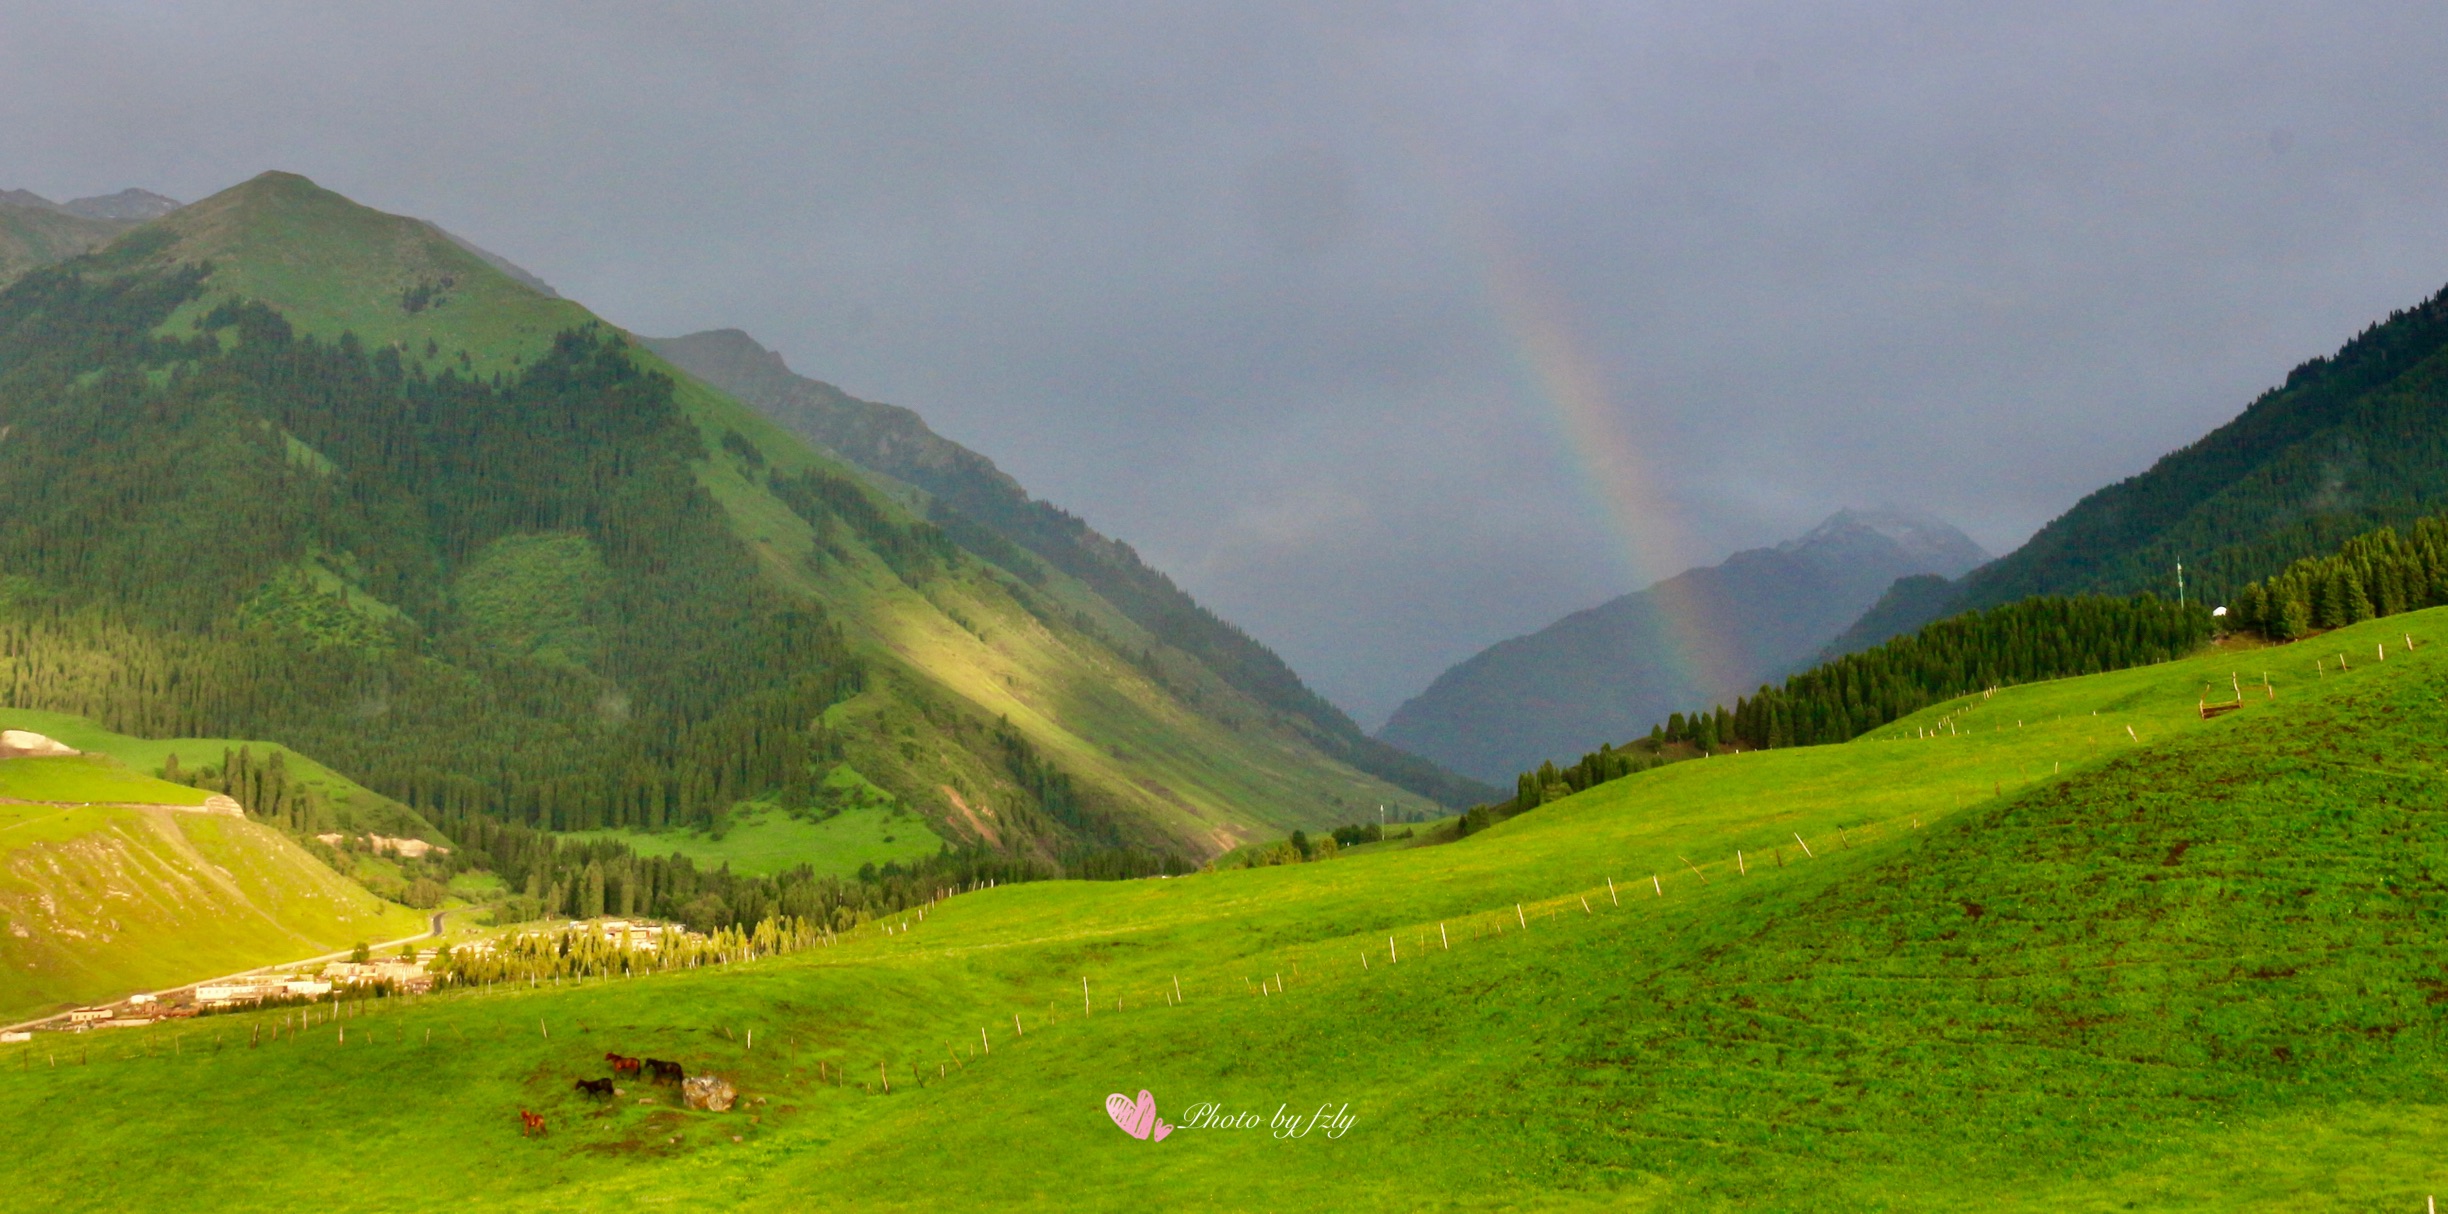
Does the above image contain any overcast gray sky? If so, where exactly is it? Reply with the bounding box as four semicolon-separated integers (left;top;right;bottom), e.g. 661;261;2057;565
9;2;2448;726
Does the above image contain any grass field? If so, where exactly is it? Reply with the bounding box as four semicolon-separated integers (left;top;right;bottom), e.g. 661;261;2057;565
0;707;435;838
569;801;946;879
0;755;206;806
8;612;2448;1209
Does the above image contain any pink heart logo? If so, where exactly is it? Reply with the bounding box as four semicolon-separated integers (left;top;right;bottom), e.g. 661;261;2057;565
1106;1089;1168;1141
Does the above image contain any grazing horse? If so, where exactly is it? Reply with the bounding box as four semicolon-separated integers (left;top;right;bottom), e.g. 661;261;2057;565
604;1052;642;1078
644;1058;684;1084
519;1109;547;1137
575;1077;616;1097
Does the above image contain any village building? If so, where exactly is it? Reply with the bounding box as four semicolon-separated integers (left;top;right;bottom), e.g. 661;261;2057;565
320;958;431;991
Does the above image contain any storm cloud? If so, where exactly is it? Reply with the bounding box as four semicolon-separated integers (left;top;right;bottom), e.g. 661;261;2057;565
7;2;2448;725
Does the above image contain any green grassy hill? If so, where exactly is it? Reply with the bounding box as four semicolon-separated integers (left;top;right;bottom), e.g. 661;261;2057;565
12;612;2446;1208
0;710;436;1021
0;707;432;838
0;171;1440;880
0;801;427;1023
0;755;204;807
0;196;129;284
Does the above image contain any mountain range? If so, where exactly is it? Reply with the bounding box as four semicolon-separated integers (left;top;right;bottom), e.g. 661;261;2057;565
1378;509;1986;783
0;171;1465;873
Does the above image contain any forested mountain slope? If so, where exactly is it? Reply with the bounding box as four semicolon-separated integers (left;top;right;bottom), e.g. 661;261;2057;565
1379;509;1983;783
646;329;1492;808
0;171;1433;868
1849;280;2448;648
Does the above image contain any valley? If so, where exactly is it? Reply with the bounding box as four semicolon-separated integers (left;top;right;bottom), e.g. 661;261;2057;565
6;133;2447;1210
5;611;2441;1208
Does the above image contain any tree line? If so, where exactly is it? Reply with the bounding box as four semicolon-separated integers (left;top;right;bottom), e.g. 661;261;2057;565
1485;594;2212;822
2227;514;2448;638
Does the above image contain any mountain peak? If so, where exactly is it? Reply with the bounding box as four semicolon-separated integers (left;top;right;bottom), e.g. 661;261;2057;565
115;172;593;375
1782;506;1988;575
61;189;180;222
1379;505;1987;782
0;187;181;222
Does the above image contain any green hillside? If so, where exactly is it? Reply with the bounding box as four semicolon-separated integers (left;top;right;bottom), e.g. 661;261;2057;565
0;755;203;807
10;609;2444;1207
0;709;441;1020
0;171;1436;881
0;707;433;838
0;196;129;285
0;797;428;1022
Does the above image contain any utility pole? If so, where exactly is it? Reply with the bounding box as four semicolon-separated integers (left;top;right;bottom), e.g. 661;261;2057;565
2177;562;2185;608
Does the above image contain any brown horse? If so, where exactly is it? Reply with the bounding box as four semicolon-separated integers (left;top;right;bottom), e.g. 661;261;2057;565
604;1052;642;1077
520;1109;547;1137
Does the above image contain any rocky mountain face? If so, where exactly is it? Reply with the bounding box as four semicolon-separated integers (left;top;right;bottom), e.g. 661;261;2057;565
1377;509;1987;784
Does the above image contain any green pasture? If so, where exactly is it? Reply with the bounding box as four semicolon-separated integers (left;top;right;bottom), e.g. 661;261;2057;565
0;707;431;838
9;613;2448;1209
569;801;946;880
0;754;204;806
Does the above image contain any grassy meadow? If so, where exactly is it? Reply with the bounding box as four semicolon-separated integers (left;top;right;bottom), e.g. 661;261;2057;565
569;801;946;880
0;754;205;806
0;707;429;837
8;612;2448;1209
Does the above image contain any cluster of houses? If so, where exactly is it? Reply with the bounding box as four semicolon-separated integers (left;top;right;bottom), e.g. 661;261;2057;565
9;948;450;1037
11;992;197;1038
5;918;694;1041
310;832;450;858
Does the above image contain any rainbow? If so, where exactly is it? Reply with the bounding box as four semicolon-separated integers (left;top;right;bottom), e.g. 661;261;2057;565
1455;202;1745;709
1321;61;1750;716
